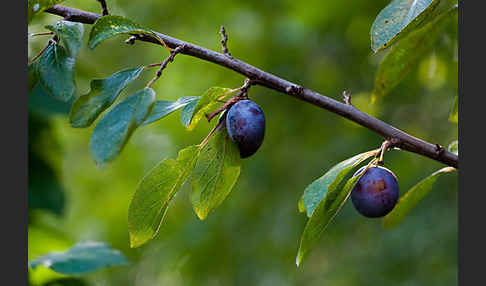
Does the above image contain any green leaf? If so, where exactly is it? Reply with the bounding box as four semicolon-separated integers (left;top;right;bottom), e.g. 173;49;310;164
35;43;76;102
449;95;458;123
88;15;163;50
28;0;65;24
29;84;74;116
184;87;233;131
89;88;156;164
28;64;39;93
180;97;200;127
46;21;84;58
300;150;379;217
296;163;371;266
383;166;456;229
142;96;200;125
372;5;458;100
128;145;201;248
190;127;241;220
69;67;144;128
370;0;440;53
29;241;128;275
448;140;458;155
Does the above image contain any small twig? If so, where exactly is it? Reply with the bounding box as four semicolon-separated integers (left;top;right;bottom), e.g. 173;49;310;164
204;79;253;122
377;140;392;165
199;118;225;148
219;26;231;57
145;45;185;88
144;62;162;69
343;90;353;106
96;0;109;16
28;36;57;65
28;31;54;38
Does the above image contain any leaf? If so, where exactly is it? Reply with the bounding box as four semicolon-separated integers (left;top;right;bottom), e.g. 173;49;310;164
180;97;200;127
383;166;456;229
190;127;241;220
142;96;200;125
184;87;233;131
35;43;76;102
370;0;440;53
46;21;84;58
29;84;74;116
29;241;128;275
28;64;39;92
448;140;458;155
69;67;144;128
89;88;156;164
300;150;379;217
28;0;65;23
372;5;458;100
449;95;458;123
88;15;163;50
296;162;372;266
128;145;201;248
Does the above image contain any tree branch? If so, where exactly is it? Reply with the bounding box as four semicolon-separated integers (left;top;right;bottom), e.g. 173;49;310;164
43;5;458;168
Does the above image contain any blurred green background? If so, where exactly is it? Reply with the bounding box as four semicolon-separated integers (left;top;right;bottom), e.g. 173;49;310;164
28;0;458;285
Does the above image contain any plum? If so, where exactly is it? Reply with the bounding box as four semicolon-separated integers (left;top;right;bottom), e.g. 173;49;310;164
226;100;265;158
350;166;399;218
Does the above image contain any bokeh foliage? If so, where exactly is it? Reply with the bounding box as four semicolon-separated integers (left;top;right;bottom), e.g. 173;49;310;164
28;0;458;285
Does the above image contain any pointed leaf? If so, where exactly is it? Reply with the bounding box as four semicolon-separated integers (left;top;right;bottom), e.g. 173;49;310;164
69;67;144;128
372;5;458;100
448;140;458;155
384;167;456;229
301;150;379;217
88;15;163;50
296;163;371;266
128;145;201;248
184;87;233;130
370;0;440;53
449;95;458;123
142;96;200;125
28;0;65;23
46;21;84;57
190;127;241;220
89;88;156;164
29;241;128;275
180;97;200;127
35;43;76;102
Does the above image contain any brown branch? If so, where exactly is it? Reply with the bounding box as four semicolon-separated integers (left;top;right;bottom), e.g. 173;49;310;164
43;5;458;168
28;31;54;38
96;0;109;16
219;26;231;57
28;36;57;65
145;45;185;88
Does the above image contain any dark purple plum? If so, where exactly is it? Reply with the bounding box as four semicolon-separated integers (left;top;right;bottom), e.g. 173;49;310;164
226;100;265;158
350;166;399;218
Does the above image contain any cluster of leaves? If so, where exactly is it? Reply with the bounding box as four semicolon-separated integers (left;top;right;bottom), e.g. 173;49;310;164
28;10;246;278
